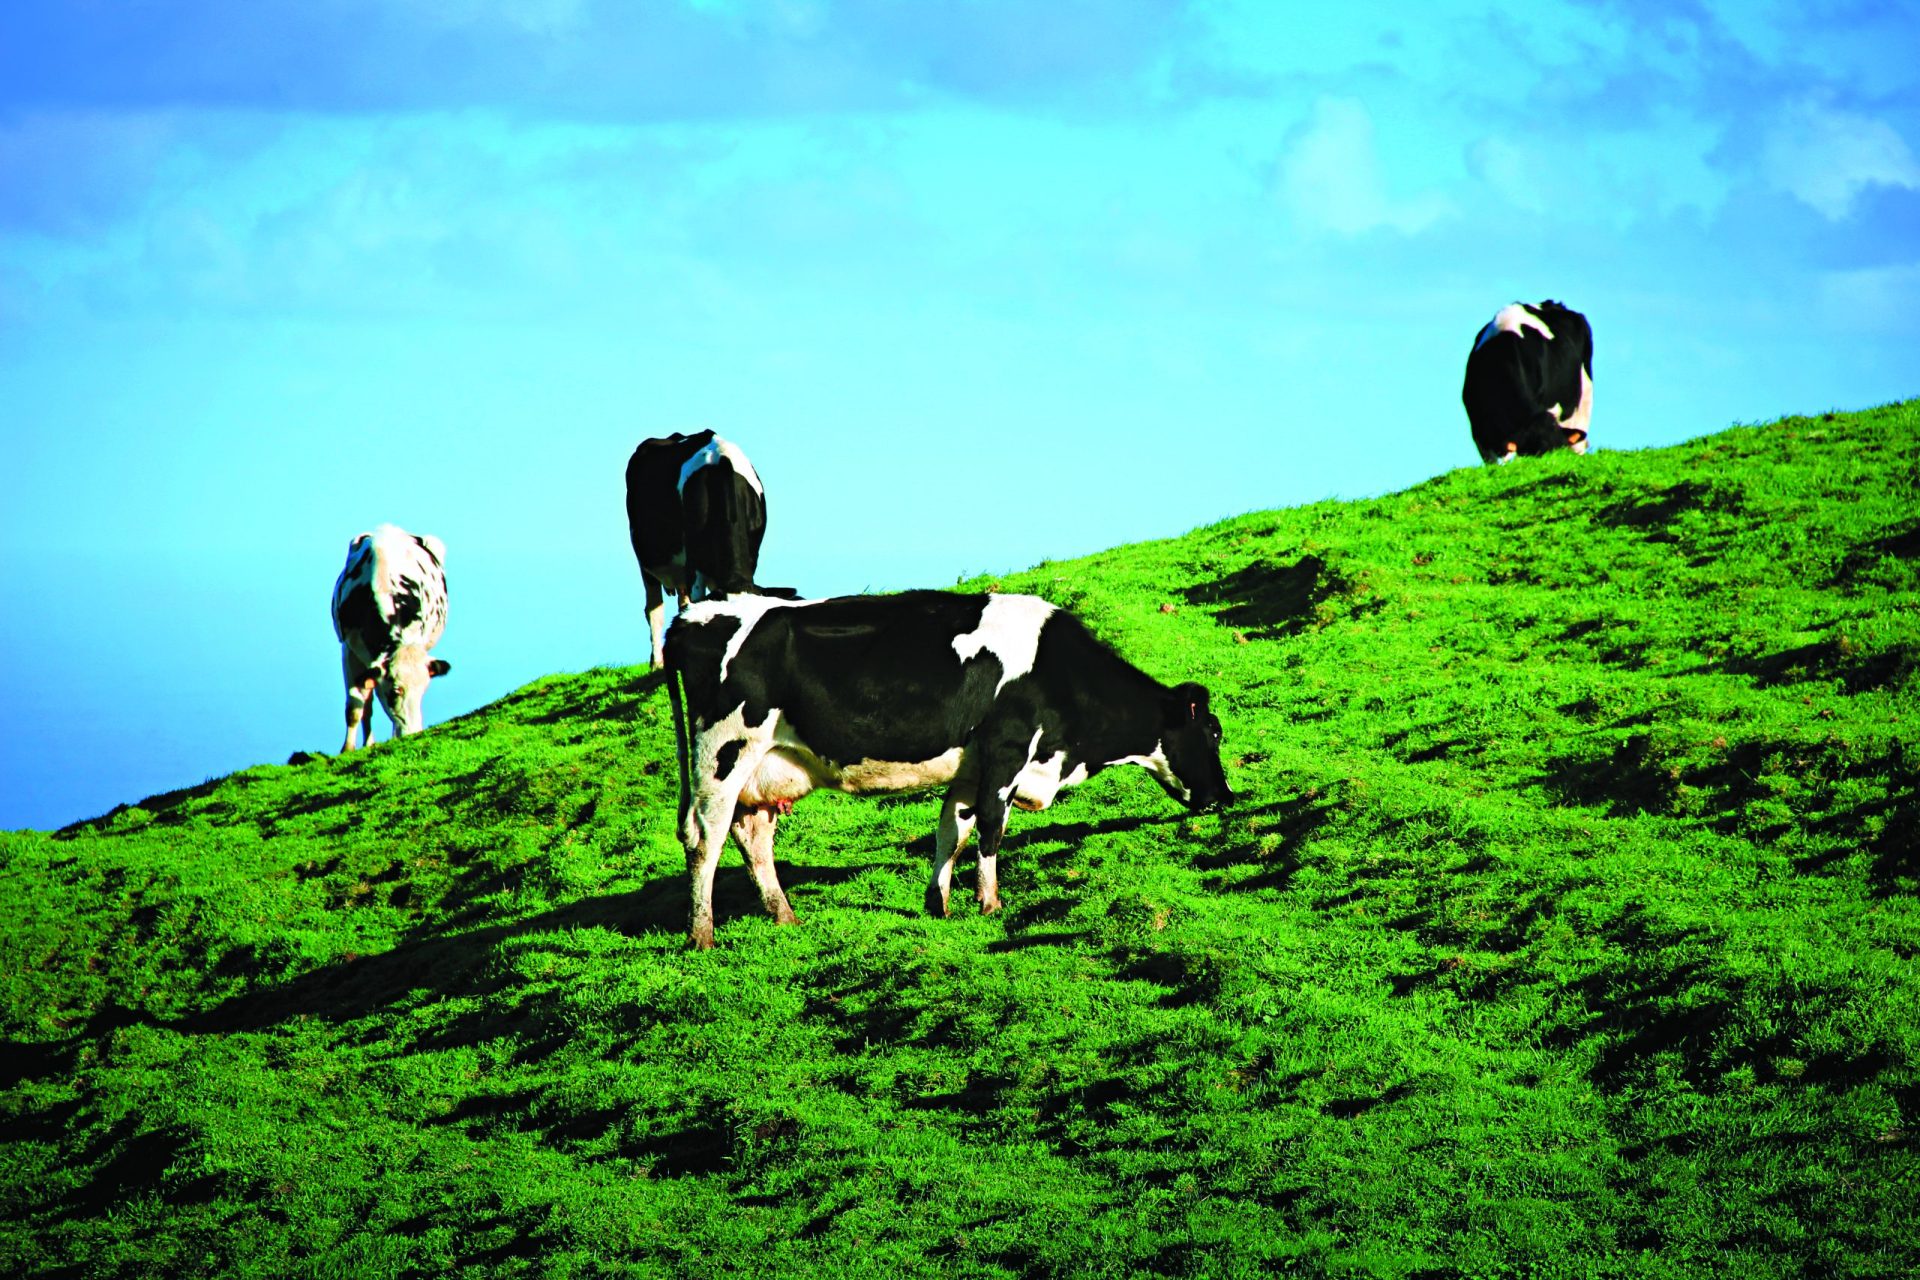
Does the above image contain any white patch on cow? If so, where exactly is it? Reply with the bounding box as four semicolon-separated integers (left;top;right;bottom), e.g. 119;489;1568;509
681;594;814;682
1010;749;1086;812
1005;726;1095;813
1117;741;1188;804
343;524;449;647
1559;364;1594;452
951;595;1056;693
997;727;1046;808
678;434;765;499
1475;303;1554;351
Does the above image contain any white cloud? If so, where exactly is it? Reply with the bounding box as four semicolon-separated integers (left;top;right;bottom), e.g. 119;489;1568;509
1278;96;1451;237
1764;100;1920;220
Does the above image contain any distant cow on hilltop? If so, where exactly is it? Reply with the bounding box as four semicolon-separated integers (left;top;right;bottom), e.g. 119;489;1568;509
626;431;790;669
665;590;1237;949
1463;300;1593;464
331;524;451;752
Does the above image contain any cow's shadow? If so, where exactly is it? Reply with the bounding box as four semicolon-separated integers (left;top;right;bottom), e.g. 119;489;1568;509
166;852;889;1039
168;802;1195;1038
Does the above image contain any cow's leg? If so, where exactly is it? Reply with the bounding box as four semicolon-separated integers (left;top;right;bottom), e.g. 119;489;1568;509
972;788;1012;914
732;808;797;926
687;784;738;950
340;654;376;752
645;573;668;669
685;718;774;949
967;726;1039;915
925;789;978;918
360;681;379;748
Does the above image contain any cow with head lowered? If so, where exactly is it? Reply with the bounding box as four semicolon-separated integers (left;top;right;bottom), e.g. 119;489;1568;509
626;431;789;669
1462;300;1593;464
664;590;1237;949
330;523;451;752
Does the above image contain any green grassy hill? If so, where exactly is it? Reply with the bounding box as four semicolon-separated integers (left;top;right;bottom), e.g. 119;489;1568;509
5;401;1917;1279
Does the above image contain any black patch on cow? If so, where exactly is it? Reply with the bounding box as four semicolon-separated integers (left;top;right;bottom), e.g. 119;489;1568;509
681;464;768;597
334;582;383;650
386;577;424;635
715;739;744;780
626;431;714;585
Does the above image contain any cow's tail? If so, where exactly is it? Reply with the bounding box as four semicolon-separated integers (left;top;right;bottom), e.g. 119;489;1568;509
665;640;693;852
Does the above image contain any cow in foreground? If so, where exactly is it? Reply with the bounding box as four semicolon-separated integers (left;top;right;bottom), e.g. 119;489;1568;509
1462;300;1593;464
330;524;451;752
665;590;1237;949
626;431;785;669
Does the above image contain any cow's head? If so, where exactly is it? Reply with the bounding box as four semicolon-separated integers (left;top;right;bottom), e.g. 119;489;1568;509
1155;682;1236;812
378;644;452;735
1503;410;1587;460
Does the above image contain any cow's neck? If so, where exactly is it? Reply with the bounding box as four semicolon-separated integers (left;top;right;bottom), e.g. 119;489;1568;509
1058;658;1169;772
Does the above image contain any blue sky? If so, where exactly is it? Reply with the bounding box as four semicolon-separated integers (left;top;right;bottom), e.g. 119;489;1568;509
3;0;1916;830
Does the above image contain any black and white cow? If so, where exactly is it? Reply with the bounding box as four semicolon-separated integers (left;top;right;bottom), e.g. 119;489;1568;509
1462;300;1594;464
330;524;451;752
625;431;782;669
665;590;1236;949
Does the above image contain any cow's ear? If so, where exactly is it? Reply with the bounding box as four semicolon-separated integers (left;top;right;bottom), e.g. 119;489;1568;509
428;659;451;677
1166;682;1210;725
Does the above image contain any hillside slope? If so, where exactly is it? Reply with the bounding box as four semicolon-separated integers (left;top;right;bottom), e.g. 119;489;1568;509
4;400;1917;1278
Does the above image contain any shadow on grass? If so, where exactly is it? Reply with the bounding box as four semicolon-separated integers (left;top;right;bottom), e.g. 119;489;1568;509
1186;796;1334;893
53;1120;202;1223
1594;479;1744;544
1832;521;1920;589
1539;729;1918;893
433;669;663;738
1175;554;1381;639
507;671;666;727
171;854;882;1039
54;770;306;840
1677;635;1918;694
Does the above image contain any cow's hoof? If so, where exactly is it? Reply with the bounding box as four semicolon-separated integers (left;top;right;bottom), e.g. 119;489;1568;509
688;930;715;951
925;886;951;918
978;897;1002;915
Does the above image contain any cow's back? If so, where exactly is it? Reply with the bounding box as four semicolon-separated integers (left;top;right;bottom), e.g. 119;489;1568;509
625;431;715;574
331;524;448;660
671;592;1018;766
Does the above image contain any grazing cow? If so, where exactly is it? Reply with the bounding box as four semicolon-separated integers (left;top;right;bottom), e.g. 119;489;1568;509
1462;300;1594;464
665;590;1237;948
330;524;451;752
625;431;783;669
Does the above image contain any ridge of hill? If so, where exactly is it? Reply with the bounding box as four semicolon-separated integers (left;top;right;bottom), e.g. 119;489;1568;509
3;401;1917;1278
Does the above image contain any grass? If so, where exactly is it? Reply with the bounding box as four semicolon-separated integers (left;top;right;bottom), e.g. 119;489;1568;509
3;400;1917;1278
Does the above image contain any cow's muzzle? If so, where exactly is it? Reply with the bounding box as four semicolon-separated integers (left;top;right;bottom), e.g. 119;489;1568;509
1187;786;1236;814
